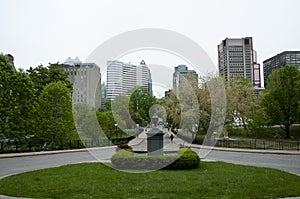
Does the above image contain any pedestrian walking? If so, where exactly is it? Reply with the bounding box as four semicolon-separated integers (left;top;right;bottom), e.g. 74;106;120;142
170;134;174;143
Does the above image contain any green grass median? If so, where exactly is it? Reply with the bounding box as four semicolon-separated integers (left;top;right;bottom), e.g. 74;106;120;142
0;162;299;199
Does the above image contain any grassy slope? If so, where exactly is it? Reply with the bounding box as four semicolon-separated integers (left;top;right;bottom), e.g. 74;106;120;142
0;162;300;199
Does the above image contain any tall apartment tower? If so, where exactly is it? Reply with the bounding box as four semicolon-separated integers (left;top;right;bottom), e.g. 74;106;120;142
106;60;152;100
263;51;300;85
62;57;101;109
218;37;261;87
173;65;198;94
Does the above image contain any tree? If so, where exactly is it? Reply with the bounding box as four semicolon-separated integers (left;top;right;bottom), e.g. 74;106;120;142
0;54;36;140
196;78;212;134
160;91;181;128
27;63;72;96
96;111;116;138
262;66;300;138
226;77;258;136
196;76;227;145
111;95;134;129
161;73;199;131
81;111;103;140
73;103;90;130
128;86;157;125
36;81;76;141
98;100;111;112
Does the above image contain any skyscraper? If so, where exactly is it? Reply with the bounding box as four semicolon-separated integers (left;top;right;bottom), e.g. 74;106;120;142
218;37;261;87
263;51;300;84
106;60;152;100
173;65;198;94
62;57;101;109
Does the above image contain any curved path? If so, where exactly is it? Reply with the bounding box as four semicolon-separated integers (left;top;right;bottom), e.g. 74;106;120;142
0;128;300;178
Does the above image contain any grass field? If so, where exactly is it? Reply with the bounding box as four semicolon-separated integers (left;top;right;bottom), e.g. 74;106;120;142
0;162;300;199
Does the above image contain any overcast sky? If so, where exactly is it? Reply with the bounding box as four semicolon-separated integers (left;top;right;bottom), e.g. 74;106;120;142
1;0;300;92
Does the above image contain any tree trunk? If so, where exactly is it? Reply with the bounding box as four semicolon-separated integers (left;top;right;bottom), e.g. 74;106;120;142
285;124;290;139
241;117;249;137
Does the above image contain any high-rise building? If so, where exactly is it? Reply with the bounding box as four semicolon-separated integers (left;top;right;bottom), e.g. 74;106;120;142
263;51;300;84
218;37;261;87
173;65;198;94
62;57;101;109
106;60;152;100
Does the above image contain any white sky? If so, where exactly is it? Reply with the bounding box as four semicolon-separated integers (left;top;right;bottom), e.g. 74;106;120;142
1;0;300;93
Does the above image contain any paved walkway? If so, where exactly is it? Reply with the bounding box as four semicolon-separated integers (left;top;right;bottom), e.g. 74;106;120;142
1;128;300;199
129;127;179;152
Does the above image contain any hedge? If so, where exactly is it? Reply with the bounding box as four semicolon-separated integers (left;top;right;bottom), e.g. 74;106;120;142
111;148;200;170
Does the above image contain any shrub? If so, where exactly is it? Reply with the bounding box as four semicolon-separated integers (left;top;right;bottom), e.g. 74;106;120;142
165;148;200;170
111;148;200;170
116;144;133;152
111;150;177;170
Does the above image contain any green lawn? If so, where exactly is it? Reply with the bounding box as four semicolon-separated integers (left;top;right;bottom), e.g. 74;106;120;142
0;162;300;199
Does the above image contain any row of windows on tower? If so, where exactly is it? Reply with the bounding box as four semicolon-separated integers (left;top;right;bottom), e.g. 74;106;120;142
230;68;245;72
66;70;87;76
229;73;251;77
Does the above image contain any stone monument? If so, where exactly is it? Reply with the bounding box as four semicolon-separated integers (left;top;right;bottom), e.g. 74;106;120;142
146;114;165;155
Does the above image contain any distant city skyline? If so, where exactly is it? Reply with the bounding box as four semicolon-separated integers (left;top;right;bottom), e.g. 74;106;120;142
1;0;300;74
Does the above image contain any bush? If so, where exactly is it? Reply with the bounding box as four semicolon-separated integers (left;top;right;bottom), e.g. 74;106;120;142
165;148;200;170
111;148;200;170
116;144;133;152
111;136;135;145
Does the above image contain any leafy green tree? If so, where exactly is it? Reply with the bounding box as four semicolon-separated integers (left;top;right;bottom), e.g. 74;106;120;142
262;66;300;138
196;76;226;144
81;111;102;140
0;54;36;140
247;105;270;137
73;103;90;129
98;100;111;112
111;95;134;129
176;74;200;132
129;87;157;125
96;111;115;138
27;63;72;96
36;81;76;141
196;79;212;134
160;91;181;128
226;77;258;136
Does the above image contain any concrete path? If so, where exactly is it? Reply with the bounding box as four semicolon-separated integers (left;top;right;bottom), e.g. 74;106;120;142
129;127;179;152
0;147;115;178
0;129;300;199
129;128;300;176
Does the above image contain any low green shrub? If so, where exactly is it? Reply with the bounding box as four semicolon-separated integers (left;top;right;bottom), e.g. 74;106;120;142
165;148;200;170
111;148;200;170
116;144;133;152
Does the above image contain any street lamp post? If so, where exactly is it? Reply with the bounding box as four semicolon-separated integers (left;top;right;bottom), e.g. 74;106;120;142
114;123;118;138
192;123;198;140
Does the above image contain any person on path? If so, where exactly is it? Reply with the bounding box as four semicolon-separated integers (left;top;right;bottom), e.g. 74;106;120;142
170;134;174;143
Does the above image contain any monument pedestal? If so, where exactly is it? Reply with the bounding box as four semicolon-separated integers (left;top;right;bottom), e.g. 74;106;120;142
146;128;165;155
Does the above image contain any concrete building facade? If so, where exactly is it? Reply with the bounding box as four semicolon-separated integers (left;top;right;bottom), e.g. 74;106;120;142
173;64;198;94
62;57;101;109
218;37;261;87
263;51;300;84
